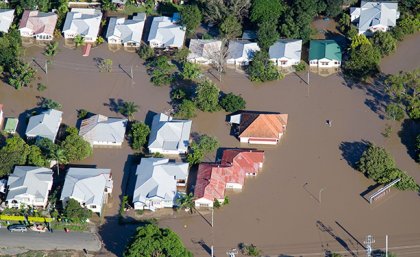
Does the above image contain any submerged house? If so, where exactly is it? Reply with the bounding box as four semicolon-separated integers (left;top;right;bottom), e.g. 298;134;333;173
106;13;146;47
0;9;14;33
226;40;260;66
19;10;58;41
309;40;342;68
187;39;222;65
63;8;103;43
79;114;127;147
268;39;302;67
25;109;62;142
148;15;185;49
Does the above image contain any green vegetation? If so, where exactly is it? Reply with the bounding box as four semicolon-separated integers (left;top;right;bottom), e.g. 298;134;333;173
124;224;193;257
40;98;62;110
358;144;419;191
181;62;201;80
180;4;202;37
98;58;113;72
8;62;36;90
173;48;190;64
223;196;229;205
213;199;221;209
257;20;279;50
293;62;306;72
37;83;47;92
77;109;89;119
344;42;381;80
147;56;175;86
240;243;261;256
175;99;197;119
187;134;219;165
60;127;92;162
219;15;242;40
248;51;282;82
220;93;246;113
385;103;405;121
129;122;150;151
198;0;250;24
417;135;420;162
27;145;49;167
0;136;30;177
177;193;195;213
120;195;129;215
194;79;221;112
63;199;92;223
73;35;85;48
44;41;59;57
138;43;154;60
371;31;397;57
119;101;139;121
250;0;284;24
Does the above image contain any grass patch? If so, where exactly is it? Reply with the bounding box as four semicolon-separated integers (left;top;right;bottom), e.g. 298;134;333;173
50;222;88;232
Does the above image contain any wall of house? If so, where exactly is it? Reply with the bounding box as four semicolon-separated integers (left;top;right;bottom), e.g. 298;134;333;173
225;182;243;189
309;58;340;68
195;198;213;208
149;147;185;155
240;136;279;145
92;141;122;146
19;28;33;37
35;33;53;41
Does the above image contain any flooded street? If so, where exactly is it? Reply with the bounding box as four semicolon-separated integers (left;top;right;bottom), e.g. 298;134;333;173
0;34;419;257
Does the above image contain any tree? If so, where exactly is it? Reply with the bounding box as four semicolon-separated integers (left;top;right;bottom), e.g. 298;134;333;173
187;134;219;164
40;98;62;110
101;0;116;11
73;35;85;48
0;136;30;177
241;243;261;256
220;92;246;112
138;43;154;60
371;31;397;57
27;145;49;167
8;61;36;90
389;169;420;191
50;147;67;176
213;198;221;208
177;193;195;213
385;103;405;121
119;101;139;121
147;56;174;86
98;58;113;72
194;80;220;112
358;144;396;182
322;0;342;17
344;43;381;79
180;4;202;37
205;40;229;82
61;127;92;162
175;99;197;119
198;0;251;24
181;62;201;80
350;34;371;49
257;21;279;50
63;198;92;223
129;122;150;151
250;0;284;24
173;48;190;64
44;41;59;57
248;51;281;82
219;15;242;40
124;224;193;257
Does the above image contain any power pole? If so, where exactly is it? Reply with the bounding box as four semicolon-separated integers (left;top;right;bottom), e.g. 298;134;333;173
45;61;48;75
386;235;388;257
130;65;134;80
364;235;375;257
226;248;238;257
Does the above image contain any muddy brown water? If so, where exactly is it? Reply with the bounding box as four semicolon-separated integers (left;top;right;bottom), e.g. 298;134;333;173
0;34;419;257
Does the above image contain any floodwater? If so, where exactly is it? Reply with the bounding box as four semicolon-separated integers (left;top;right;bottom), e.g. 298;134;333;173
0;34;419;257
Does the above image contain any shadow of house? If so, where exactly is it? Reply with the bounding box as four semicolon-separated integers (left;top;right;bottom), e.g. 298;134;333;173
121;154;142;207
399;119;420;163
339;140;370;169
144;110;158;127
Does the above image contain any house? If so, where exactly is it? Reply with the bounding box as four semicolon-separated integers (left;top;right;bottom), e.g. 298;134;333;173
350;1;399;35
147;16;186;49
187;39;222;65
309;40;342;68
19;10;58;41
148;113;192;155
133;158;189;211
79;114;127;147
60;167;113;215
4;118;18;134
0;104;3;128
194;149;264;208
0;9;14;33
5;166;53;208
26;109;62;142
269;39;302;67
229;112;288;145
62;8;103;43
106;13;146;47
226;40;260;66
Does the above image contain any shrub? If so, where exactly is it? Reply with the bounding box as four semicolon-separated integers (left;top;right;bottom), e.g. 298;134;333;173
293;62;306;72
248;51;281;82
138;43;154;60
194;79;221;112
220;93;246;113
129;122;151;151
77;109;89;119
213;199;221;209
175;99;197;119
37;83;47;92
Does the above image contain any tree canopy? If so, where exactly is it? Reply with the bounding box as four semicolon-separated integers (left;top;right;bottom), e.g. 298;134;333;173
257;21;279;50
187;134;219;164
250;0;284;24
63;198;92;223
344;43;381;80
371;31;397;57
129;122;150;151
0;136;30;177
175;99;197;119
198;0;250;24
248;51;281;82
180;4;202;37
194;80;221;112
220;93;246;113
220;15;242;40
61;127;92;162
124;224;193;257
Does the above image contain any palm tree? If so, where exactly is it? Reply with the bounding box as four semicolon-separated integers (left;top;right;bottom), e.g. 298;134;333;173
74;35;85;48
50;147;67;176
177;193;195;214
119;101;139;121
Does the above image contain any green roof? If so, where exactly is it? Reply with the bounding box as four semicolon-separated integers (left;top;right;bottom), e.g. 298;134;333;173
309;40;342;61
4;118;18;133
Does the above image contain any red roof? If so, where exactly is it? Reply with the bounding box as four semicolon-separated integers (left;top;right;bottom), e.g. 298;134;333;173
194;149;265;202
19;10;58;35
238;113;288;139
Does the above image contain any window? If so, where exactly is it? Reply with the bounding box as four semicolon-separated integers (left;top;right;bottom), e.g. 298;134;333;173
321;62;329;66
90;205;97;209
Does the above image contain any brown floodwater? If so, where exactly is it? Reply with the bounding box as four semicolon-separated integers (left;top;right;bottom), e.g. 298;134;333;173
0;34;419;257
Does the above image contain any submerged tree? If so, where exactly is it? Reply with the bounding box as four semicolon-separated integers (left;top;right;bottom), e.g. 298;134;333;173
119;101;139;121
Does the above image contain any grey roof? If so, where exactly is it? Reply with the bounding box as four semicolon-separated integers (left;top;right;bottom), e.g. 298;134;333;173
356;1;399;33
112;0;127;4
187;39;222;60
106;13;145;44
79;114;127;145
133;158;188;205
63;8;102;38
25;109;62;142
0;9;14;33
148;113;192;153
227;40;260;60
269;39;302;61
60;168;112;209
6;166;53;203
147;16;186;48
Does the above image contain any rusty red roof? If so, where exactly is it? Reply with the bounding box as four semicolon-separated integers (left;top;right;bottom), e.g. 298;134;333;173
19;10;58;35
238;112;288;139
221;149;265;175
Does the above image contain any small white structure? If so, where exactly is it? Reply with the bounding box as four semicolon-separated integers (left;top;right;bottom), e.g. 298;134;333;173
79;114;127;147
350;1;399;35
269;39;302;67
148;16;186;49
226;40;260;66
62;8;103;43
187;39;222;65
0;9;14;33
133;158;189;211
60;168;113;215
106;13;146;47
0;103;3;128
19;10;58;41
148;113;192;155
0;179;7;194
26;109;62;142
6;166;53;209
309;40;342;68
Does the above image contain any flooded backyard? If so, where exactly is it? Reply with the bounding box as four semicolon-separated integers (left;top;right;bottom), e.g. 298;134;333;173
0;34;419;257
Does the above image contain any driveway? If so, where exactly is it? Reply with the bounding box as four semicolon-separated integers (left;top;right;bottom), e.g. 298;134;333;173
0;228;102;253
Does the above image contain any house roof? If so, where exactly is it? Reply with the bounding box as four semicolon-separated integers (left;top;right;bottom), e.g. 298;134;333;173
25;109;62;142
237;112;288;139
147;16;186;48
106;13;146;44
309;40;342;61
133;158;189;205
79;114;127;145
0;9;14;33
221;149;265;174
63;8;102;38
227;40;260;60
19;10;57;35
358;1;399;33
60;168;112;208
6;166;53;203
187;39;222;60
269;39;302;60
194;164;229;201
148;113;192;152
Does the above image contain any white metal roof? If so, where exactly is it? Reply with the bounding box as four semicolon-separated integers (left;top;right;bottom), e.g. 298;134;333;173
227;40;260;60
106;13;146;44
0;9;14;33
357;1;399;33
63;8;102;39
79;114;127;145
187;39;222;60
147;16;186;48
268;39;302;61
25;109;62;142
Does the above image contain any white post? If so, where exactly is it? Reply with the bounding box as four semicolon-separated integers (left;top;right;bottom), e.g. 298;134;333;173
211;245;214;257
211;207;214;228
130;65;133;80
386;235;388;257
45;61;48;74
307;70;310;86
319;188;325;204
